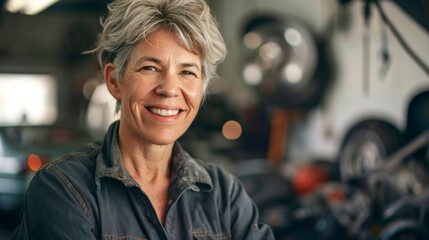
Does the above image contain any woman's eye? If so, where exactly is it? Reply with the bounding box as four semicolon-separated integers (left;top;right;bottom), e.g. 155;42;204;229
141;66;158;72
182;70;197;77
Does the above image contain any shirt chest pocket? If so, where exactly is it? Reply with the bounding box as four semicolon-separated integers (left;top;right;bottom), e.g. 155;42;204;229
190;231;231;240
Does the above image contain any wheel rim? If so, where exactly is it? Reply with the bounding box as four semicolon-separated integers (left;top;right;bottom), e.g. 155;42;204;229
341;130;387;180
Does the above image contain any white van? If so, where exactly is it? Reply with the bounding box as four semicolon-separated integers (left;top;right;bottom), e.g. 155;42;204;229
212;0;429;179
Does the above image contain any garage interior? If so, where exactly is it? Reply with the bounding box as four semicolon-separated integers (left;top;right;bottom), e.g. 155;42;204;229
0;0;429;239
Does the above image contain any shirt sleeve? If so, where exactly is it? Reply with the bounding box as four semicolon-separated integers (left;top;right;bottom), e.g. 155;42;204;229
13;166;98;240
227;172;275;239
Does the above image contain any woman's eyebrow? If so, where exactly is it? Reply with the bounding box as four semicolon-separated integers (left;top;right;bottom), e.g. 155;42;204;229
181;63;201;72
134;56;161;67
135;56;201;71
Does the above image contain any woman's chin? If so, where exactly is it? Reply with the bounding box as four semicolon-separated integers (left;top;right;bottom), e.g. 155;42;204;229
146;134;181;146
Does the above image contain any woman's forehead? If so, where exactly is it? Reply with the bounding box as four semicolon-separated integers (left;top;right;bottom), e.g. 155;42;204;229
130;30;202;67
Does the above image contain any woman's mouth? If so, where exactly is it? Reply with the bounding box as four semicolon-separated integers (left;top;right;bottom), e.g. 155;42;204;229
148;107;180;116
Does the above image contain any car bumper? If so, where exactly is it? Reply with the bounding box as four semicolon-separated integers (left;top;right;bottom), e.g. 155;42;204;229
0;173;33;212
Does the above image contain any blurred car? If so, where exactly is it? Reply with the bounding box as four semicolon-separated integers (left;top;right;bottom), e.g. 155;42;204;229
0;125;94;214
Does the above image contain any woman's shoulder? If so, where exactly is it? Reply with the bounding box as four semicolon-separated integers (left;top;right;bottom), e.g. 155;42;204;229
197;160;232;176
43;142;101;172
19;142;102;239
32;141;102;190
194;159;240;189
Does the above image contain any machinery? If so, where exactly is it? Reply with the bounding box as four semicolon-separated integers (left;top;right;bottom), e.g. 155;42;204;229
215;0;429;238
213;0;429;180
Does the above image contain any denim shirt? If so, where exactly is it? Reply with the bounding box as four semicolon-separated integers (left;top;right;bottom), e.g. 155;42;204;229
14;121;274;240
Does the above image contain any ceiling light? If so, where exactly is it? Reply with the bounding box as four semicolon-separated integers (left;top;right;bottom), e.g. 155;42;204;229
243;32;263;50
284;28;302;46
243;63;263;86
6;0;59;15
283;63;303;84
5;0;26;12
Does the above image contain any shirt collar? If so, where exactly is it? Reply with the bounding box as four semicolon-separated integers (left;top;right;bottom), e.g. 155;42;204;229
95;120;213;192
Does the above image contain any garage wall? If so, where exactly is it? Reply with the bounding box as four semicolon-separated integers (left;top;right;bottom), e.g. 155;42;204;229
0;9;104;125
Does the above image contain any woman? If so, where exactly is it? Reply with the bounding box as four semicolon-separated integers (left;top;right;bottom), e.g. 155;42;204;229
14;0;274;239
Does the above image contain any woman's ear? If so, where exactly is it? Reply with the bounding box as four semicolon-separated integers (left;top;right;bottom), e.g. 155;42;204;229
104;63;122;101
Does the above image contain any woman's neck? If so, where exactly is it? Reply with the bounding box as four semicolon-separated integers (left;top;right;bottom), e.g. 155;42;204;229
118;126;173;184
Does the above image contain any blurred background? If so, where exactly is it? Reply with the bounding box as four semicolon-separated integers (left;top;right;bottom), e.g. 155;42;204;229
0;0;429;239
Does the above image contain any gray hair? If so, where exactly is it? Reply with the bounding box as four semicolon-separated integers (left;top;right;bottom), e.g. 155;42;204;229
92;0;226;92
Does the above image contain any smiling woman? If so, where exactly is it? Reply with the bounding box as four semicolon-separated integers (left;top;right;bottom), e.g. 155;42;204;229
13;0;274;239
105;30;204;148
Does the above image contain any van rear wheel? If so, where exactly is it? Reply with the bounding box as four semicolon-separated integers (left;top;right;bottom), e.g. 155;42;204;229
339;121;402;181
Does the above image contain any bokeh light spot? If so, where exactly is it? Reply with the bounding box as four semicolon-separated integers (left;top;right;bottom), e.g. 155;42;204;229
222;120;242;140
27;154;43;172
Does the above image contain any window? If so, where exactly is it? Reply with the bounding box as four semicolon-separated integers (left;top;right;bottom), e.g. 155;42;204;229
0;73;57;125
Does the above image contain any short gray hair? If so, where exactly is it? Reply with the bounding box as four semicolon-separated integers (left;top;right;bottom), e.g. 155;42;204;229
92;0;226;92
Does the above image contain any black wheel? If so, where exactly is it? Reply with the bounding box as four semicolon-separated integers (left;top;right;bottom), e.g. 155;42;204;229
339;121;402;181
405;91;429;165
406;91;429;140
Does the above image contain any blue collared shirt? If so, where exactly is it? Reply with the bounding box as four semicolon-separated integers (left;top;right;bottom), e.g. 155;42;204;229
14;121;274;239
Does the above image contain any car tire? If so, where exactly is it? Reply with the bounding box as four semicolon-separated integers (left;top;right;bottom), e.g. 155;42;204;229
338;121;402;181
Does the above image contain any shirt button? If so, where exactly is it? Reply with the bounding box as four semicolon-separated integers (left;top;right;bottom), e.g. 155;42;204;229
168;200;173;205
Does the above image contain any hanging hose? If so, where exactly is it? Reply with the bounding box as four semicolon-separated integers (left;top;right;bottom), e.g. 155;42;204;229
363;0;371;95
374;0;429;77
379;12;390;79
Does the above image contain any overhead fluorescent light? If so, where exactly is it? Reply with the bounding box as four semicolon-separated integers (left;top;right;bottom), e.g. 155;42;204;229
24;0;60;15
5;0;26;12
6;0;59;15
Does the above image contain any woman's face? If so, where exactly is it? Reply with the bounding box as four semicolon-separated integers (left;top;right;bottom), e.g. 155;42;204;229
107;30;203;146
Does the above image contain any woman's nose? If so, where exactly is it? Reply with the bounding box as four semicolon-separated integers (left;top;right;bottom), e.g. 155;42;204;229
155;72;179;97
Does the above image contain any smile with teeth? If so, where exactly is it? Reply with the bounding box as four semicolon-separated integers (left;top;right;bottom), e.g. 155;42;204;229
149;107;180;116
